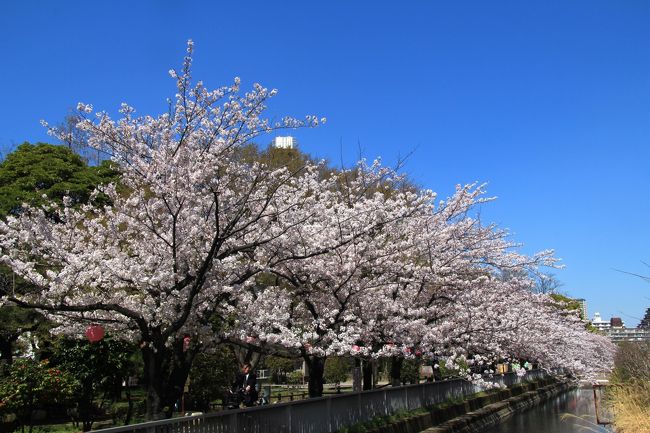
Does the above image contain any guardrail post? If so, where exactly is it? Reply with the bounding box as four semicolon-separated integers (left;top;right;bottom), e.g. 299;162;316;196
405;385;409;411
356;390;362;425
286;403;292;433
327;396;332;432
228;413;237;433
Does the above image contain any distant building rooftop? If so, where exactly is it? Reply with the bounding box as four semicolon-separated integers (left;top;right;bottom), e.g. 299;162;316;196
272;136;297;149
591;312;647;342
610;317;624;328
591;312;610;331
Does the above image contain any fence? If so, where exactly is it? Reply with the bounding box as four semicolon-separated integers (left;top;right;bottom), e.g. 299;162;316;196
90;370;545;433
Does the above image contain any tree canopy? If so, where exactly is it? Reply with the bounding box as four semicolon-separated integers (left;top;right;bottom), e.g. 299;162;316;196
0;142;117;218
0;143;118;366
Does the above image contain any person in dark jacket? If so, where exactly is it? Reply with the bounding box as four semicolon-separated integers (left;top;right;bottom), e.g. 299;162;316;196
231;363;258;407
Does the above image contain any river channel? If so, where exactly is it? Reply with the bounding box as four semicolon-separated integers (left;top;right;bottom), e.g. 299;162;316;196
479;387;614;433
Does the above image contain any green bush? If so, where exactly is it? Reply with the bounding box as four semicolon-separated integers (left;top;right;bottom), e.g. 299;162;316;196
261;356;295;384
108;401;134;425
185;348;239;412
324;357;351;384
0;359;77;433
50;336;138;431
287;371;304;385
400;359;420;384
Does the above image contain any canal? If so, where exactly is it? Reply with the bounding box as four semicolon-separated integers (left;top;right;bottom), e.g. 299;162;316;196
480;387;614;433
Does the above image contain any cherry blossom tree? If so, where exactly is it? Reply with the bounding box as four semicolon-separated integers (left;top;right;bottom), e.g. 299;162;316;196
333;183;554;383
233;161;433;396
0;41;326;419
235;175;614;393
397;257;616;384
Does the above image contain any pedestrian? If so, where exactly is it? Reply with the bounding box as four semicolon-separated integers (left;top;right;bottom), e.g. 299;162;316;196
232;363;258;407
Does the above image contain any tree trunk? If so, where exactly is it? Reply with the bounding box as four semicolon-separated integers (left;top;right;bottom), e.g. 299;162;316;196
362;359;373;390
124;387;133;425
303;355;326;398
141;337;195;420
232;345;262;370
142;344;165;420
79;383;96;431
390;356;403;386
0;337;13;365
353;358;362;392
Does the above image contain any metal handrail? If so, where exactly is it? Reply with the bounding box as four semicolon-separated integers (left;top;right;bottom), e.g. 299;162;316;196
88;370;544;433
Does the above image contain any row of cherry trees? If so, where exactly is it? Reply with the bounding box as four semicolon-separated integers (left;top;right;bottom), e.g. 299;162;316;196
0;42;615;419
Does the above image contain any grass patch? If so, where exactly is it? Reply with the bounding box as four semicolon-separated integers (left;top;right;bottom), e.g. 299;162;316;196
337;408;430;433
22;423;81;433
608;381;650;433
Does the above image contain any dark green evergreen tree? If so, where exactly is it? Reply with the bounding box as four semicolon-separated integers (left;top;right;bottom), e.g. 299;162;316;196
0;143;118;366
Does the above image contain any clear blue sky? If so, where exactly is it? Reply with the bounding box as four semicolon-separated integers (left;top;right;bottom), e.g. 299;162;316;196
1;1;649;325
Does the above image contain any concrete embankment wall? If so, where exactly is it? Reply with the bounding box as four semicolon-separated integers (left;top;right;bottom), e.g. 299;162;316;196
356;378;572;433
423;380;572;433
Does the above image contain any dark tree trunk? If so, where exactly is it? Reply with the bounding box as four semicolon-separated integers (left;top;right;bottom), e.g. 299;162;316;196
390;356;403;386
353;358;362;392
141;336;196;420
362;359;373;390
0;337;13;365
79;382;96;431
303;355;326;398
142;344;165;420
124;387;134;425
232;345;262;370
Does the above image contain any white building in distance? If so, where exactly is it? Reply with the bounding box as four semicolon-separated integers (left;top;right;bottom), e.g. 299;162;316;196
591;312;610;332
608;327;650;343
272;136;297;149
590;312;648;342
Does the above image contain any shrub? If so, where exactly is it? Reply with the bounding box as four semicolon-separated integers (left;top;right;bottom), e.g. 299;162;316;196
287;371;304;385
324;357;351;384
613;341;650;383
0;359;77;433
185;348;239;412
608;382;650;433
609;341;650;433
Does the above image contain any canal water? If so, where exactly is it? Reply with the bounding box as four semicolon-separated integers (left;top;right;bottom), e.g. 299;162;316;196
480;387;614;433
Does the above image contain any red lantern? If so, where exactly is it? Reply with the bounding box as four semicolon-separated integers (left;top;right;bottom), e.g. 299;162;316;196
352;344;360;352
86;324;104;343
183;335;191;352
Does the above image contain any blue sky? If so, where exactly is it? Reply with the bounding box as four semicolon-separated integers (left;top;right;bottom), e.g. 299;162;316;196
1;1;649;325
